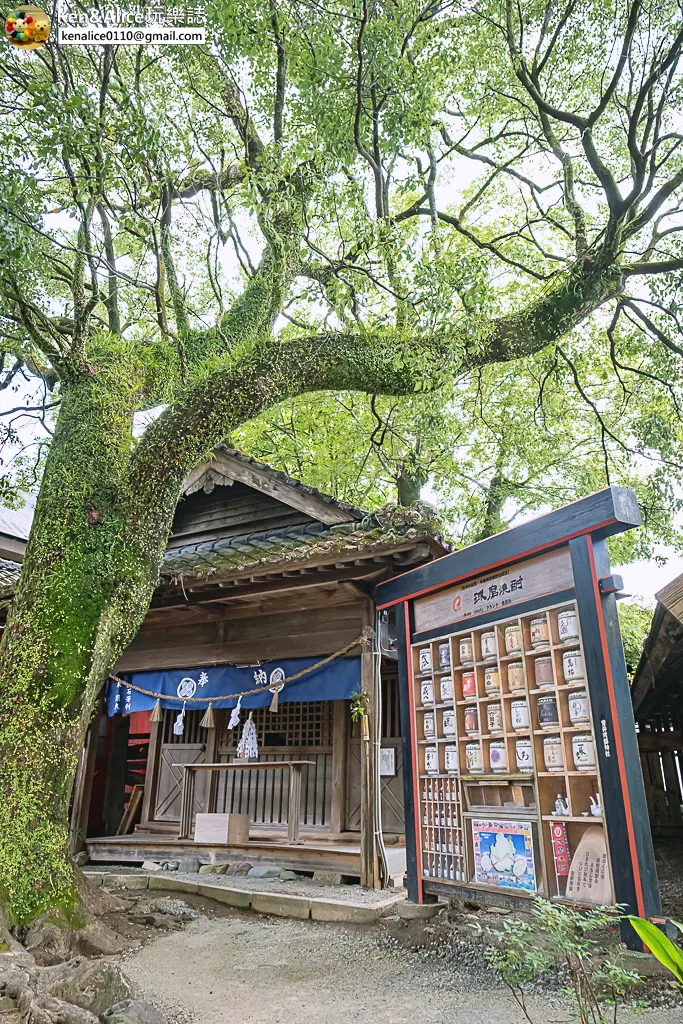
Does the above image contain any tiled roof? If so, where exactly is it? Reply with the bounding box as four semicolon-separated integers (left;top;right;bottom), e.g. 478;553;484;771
0;557;22;594
164;520;330;573
162;505;448;588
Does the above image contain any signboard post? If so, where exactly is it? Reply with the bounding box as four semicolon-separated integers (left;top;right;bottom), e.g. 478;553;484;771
377;487;660;948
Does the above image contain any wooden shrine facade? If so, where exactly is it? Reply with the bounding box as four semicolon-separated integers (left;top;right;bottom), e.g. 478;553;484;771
63;449;449;885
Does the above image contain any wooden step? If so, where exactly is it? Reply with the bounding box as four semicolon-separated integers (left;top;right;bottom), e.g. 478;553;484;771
86;834;362;877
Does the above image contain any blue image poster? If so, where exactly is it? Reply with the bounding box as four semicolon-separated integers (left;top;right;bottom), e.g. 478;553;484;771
471;819;537;892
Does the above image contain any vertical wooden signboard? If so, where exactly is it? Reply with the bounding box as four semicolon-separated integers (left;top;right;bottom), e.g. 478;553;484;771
377;488;660;948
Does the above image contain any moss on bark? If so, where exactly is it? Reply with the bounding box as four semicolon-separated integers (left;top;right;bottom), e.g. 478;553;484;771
0;349;170;924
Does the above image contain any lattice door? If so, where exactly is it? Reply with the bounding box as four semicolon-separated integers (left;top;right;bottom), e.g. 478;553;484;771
153;710;206;822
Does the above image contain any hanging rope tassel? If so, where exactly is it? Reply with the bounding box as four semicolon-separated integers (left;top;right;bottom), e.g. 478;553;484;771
150;698;163;723
237;711;259;760
200;701;216;729
269;688;279;713
173;702;187;736
228;695;242;730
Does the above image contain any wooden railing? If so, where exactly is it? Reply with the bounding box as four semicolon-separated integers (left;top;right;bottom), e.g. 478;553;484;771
215;747;332;826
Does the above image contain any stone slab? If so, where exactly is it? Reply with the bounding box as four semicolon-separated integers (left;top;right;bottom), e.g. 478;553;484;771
397;900;445;920
310;901;379;924
148;876;198;895
250;893;311;920
175;858;201;874
83;872;104;886
197;884;251;909
102;874;149;891
312;871;342;886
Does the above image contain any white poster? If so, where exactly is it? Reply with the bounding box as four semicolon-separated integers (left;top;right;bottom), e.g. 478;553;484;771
379;747;396;776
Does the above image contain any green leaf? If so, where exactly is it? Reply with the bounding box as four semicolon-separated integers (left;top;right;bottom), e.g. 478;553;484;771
625;917;683;983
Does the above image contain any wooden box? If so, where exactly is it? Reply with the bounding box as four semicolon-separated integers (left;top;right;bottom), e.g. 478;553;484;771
194;812;250;845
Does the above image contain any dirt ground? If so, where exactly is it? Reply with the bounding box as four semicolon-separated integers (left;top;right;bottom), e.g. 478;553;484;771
122;911;683;1024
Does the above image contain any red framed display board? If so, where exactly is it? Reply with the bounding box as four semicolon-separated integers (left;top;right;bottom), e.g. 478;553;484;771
376;487;660;948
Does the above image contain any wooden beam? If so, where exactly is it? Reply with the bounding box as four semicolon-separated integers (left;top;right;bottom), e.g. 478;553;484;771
153;565;389;609
360;599;381;889
143;587;355;627
638;732;683;753
69;710;101;854
330;701;349;834
114;630;365;673
195;452;358;525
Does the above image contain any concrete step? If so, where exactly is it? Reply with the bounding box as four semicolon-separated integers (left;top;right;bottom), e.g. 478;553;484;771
85;871;404;924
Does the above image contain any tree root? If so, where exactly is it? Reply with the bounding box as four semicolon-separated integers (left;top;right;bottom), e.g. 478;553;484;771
1;966;99;1024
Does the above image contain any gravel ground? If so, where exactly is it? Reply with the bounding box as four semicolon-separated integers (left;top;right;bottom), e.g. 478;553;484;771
124;913;683;1024
655;838;683;921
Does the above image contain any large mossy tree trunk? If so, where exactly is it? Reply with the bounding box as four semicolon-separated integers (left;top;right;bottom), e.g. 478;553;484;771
0;361;173;925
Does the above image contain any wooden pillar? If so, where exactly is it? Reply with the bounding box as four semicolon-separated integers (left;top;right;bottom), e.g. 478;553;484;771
179;765;196;839
140;712;164;827
330;700;348;835
203;712;221;813
360;599;381;888
287;765;303;844
69;709;101;854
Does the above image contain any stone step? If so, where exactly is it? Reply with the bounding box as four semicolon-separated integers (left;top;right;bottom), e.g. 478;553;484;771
84;870;404;924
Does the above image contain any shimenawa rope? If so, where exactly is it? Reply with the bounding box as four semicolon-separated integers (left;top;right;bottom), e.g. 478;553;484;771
107;627;375;710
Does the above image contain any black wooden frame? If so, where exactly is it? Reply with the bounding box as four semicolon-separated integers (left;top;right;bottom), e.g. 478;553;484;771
378;488;660;947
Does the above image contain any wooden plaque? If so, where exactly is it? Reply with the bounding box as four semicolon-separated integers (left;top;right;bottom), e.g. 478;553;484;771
414;547;574;633
565;826;612;905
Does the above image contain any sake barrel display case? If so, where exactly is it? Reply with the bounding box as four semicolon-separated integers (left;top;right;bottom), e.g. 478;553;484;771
376;488;661;945
411;602;612;902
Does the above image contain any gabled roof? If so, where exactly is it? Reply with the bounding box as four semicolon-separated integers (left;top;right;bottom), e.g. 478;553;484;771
631;584;681;716
182;448;366;526
0;450;450;599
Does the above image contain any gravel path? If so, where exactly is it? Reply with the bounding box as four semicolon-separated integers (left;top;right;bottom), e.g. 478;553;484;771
124;914;683;1024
